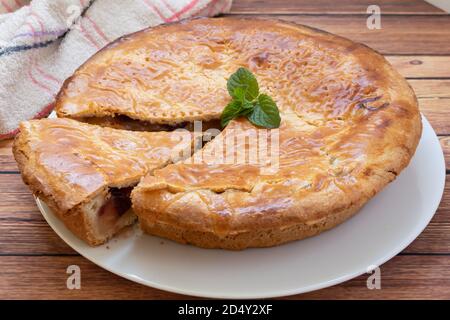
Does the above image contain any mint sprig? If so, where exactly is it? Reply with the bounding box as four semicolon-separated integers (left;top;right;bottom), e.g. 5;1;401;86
221;68;281;129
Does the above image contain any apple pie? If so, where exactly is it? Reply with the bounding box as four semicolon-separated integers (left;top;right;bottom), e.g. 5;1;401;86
18;17;421;249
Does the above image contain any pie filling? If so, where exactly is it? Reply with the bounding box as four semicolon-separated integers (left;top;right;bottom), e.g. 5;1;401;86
77;115;222;133
98;187;133;227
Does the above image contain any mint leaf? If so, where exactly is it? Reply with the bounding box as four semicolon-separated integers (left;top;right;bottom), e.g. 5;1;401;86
248;94;281;129
227;67;259;101
220;100;243;128
241;101;254;113
232;86;248;103
221;68;281;129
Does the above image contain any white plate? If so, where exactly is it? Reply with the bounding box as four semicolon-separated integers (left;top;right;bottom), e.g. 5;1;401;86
37;116;445;299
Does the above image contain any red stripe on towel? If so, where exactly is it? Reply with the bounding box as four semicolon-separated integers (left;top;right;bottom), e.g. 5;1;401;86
162;0;176;14
79;21;101;49
142;0;169;22
34;102;55;119
0;128;20;140
167;0;200;22
26;21;36;33
218;0;229;13
207;1;217;15
28;66;53;95
29;56;60;85
190;0;219;17
1;0;13;12
30;12;45;32
85;16;109;43
34;63;60;85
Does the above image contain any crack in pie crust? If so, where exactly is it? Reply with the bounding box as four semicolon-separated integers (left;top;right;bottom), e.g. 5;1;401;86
13;118;192;245
20;17;421;249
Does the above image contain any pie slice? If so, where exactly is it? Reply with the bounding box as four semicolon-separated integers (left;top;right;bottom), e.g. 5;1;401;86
128;18;421;249
13;118;192;245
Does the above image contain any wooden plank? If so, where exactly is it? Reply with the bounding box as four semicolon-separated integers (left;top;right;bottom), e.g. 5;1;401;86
224;15;450;55
0;219;76;255
387;56;450;78
0;174;449;255
0;256;188;299
0;174;29;196
404;175;450;253
0;173;77;254
230;0;445;15
419;98;450;135
296;255;450;299
409;80;450;98
0;255;448;299
441;136;450;170
0;140;17;172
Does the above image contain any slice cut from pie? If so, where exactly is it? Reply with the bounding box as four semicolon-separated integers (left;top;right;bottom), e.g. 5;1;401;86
13;118;192;246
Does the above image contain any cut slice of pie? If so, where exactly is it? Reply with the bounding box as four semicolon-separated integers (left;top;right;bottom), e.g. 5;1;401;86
13;118;192;246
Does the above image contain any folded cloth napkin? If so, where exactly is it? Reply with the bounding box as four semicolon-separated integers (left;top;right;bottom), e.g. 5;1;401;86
0;0;233;139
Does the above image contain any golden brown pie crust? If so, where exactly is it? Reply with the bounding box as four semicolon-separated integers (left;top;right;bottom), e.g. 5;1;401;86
127;18;421;249
13;118;192;245
22;17;421;249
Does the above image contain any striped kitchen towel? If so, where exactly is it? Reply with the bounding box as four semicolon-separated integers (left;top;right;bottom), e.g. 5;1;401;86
0;0;233;139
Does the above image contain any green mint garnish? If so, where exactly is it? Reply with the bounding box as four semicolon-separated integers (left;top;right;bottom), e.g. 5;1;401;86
227;67;259;101
248;94;281;129
221;68;281;129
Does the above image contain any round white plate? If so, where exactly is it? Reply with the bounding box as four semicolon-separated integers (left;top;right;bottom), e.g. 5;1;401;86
37;116;445;299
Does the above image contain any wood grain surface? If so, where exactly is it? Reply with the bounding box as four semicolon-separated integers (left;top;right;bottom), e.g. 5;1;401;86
0;0;449;299
230;0;445;15
225;15;450;54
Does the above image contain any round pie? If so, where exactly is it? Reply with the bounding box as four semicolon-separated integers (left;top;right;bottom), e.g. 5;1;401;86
50;18;421;249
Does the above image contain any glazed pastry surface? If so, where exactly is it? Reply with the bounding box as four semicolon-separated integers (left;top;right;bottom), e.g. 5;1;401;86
13;118;191;213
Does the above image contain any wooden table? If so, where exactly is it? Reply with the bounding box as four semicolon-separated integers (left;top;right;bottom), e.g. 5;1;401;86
1;0;449;299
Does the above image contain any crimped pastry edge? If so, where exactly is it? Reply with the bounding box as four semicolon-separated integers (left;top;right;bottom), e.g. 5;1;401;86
139;197;366;250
